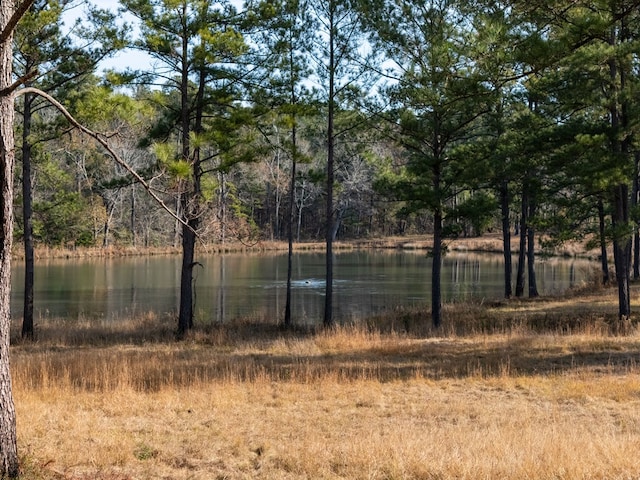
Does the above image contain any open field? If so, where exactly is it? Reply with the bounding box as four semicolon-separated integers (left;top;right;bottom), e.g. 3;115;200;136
11;280;640;479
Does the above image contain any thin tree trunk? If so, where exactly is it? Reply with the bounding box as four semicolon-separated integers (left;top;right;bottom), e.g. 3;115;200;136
613;183;631;319
597;196;610;285
218;173;226;244
21;91;35;339
179;221;196;333
130;185;136;248
274;143;281;240
527;194;539;298
173;196;181;248
179;56;207;336
284;118;297;328
331;207;342;241
515;185;528;297
499;179;512;298
431;208;443;328
296;184;304;242
102;198;117;248
0;1;20;471
608;12;631;320
324;2;336;328
177;11;194;336
633;152;639;279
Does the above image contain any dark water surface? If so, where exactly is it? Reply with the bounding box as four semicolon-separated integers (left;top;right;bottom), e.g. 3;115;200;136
10;250;595;324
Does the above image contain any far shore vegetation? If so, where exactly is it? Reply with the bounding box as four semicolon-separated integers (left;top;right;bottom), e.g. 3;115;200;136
12;263;640;479
10;233;601;260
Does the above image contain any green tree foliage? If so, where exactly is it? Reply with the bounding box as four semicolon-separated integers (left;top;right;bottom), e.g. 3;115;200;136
120;0;259;335
14;0;126;338
31;158;96;246
510;0;640;317
359;0;495;328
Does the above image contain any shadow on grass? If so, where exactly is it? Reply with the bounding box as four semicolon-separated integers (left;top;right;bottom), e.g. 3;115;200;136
9;291;640;392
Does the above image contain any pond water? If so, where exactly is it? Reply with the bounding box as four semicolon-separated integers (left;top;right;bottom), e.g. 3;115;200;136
10;250;596;324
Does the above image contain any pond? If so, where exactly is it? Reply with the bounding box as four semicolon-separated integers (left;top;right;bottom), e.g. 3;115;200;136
10;250;596;324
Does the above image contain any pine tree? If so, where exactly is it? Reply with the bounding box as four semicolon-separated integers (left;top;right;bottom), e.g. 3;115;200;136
120;0;250;336
359;0;494;328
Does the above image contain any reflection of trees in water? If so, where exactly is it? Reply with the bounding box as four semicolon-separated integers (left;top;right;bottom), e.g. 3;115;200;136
449;258;481;285
216;256;226;324
10;252;595;323
445;254;589;299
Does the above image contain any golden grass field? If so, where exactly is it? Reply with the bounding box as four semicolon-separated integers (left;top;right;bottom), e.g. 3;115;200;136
10;272;640;479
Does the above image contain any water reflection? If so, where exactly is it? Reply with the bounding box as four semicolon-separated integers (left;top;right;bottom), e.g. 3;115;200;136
10;251;595;324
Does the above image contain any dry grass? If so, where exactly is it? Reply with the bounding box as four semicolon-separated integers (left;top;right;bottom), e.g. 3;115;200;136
12;285;640;479
17;375;640;480
13;233;597;261
11;239;352;261
350;234;602;259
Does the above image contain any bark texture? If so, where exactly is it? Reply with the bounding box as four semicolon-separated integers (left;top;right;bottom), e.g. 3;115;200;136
0;1;20;474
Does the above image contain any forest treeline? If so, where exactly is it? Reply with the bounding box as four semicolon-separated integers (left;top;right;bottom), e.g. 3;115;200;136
9;0;640;327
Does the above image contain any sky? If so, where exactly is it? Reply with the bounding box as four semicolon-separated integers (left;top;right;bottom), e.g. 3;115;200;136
78;0;152;73
59;0;152;71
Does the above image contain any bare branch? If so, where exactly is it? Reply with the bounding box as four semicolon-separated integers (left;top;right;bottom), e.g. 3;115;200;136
0;70;38;97
13;86;192;232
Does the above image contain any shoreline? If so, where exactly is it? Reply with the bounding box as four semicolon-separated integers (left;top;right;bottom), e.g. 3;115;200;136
11;234;599;261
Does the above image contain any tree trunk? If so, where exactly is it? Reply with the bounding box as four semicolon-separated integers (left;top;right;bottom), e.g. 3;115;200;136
431;208;443;329
218;173;226;244
331;207;342;242
177;13;198;336
633;152;639;279
296;182;304;242
499;179;512;298
177;92;193;332
284;120;297;329
0;2;20;472
178;53;207;337
173;196;181;248
323;2;336;328
608;9;631;320
526;194;539;298
597;196;610;285
21;91;35;339
273;146;281;240
102;198;117;248
613;183;631;319
178;219;196;334
515;184;528;297
130;185;136;248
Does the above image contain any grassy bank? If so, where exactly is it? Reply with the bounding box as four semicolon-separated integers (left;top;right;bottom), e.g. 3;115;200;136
12;233;601;260
12;282;640;479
